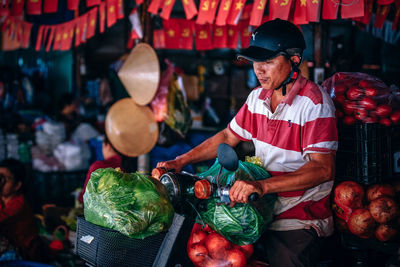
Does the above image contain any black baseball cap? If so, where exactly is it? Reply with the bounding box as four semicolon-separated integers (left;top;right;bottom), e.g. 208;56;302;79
237;19;306;62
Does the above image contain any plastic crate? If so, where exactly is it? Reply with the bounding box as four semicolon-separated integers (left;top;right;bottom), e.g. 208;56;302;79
75;215;185;267
336;122;400;185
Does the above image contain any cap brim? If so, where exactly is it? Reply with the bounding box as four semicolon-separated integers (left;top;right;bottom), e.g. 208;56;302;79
237;46;277;62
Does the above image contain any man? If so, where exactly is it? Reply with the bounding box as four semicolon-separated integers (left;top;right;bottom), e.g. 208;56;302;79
157;19;337;267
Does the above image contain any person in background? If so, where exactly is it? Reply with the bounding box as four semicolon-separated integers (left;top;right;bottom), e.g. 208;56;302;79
157;19;337;267
56;92;81;139
78;135;125;204
0;159;46;261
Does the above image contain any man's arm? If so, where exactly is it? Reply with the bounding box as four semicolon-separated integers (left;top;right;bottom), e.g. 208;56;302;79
229;153;335;204
157;128;241;172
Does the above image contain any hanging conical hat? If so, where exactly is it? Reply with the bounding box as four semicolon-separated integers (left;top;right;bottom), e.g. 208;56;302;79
118;43;160;106
105;98;158;157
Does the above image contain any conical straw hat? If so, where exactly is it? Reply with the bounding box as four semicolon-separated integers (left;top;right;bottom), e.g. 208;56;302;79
105;98;158;157
118;43;160;106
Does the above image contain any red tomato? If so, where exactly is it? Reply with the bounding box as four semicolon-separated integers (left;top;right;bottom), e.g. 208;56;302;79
354;108;368;121
204;232;231;259
334;94;346;105
188;243;208;266
334;84;347;94
226;248;247;267
359;80;374;88
358;97;376;111
380;117;392;127
364;87;378;97
343;100;356;115
346;86;364;100
239;244;254;259
343;116;356;125
375;105;392;117
390;110;400;124
189;230;208;246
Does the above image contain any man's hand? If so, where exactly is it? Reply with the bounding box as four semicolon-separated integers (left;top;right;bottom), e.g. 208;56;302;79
156;156;185;173
229;180;264;207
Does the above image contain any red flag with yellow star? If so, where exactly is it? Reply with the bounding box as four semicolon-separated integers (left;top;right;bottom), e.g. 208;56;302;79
197;0;220;24
107;0;117;27
11;0;24;16
22;21;33;48
86;7;97;39
52;25;63;50
250;0;266;26
44;0;58;13
292;0;308;24
239;20;251;48
61;21;74;50
181;19;194;49
374;4;390;28
213;25;227;48
392;0;400;30
45;26;55;51
160;0;176;20
117;0;124;19
27;0;42;15
322;0;338;20
35;25;45;51
182;0;198;20
163;19;181;49
352;0;372;24
99;1;106;32
227;0;246;25
240;3;252;20
269;0;293;20
306;0;321;22
148;0;163;14
195;23;213;50
341;0;364;19
216;0;232;25
153;29;166;49
227;24;239;48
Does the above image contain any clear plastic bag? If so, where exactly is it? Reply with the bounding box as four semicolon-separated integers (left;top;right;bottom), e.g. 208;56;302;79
84;168;174;239
322;72;400;126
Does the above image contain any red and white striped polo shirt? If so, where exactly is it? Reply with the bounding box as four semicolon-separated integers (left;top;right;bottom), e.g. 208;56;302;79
229;74;338;236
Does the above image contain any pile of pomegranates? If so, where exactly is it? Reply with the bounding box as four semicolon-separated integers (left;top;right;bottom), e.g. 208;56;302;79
187;223;254;267
333;181;399;242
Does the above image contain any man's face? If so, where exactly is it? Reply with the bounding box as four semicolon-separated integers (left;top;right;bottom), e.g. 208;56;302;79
252;55;292;90
0;167;20;198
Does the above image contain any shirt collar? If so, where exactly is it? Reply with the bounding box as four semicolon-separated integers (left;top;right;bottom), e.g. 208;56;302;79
257;74;308;106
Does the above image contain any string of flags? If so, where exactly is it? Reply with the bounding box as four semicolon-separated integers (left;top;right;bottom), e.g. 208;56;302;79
0;0;399;51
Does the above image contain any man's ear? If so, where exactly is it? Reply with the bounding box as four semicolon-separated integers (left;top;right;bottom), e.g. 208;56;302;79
290;55;301;65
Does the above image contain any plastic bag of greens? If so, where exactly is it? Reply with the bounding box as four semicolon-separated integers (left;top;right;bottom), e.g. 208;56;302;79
196;160;276;245
84;168;174;239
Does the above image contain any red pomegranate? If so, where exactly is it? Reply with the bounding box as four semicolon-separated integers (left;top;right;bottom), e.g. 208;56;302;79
347;208;376;239
366;184;395;202
375;224;398;242
239;244;254;259
334;181;365;221
369;197;399;224
225;248;247;267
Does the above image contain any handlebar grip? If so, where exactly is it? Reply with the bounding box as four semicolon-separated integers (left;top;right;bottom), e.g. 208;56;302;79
248;193;259;202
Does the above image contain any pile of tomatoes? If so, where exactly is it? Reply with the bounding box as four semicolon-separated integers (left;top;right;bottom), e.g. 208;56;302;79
322;72;400;126
187;223;254;267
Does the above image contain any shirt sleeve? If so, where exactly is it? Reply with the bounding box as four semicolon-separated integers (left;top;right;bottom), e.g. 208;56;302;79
301;100;338;156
